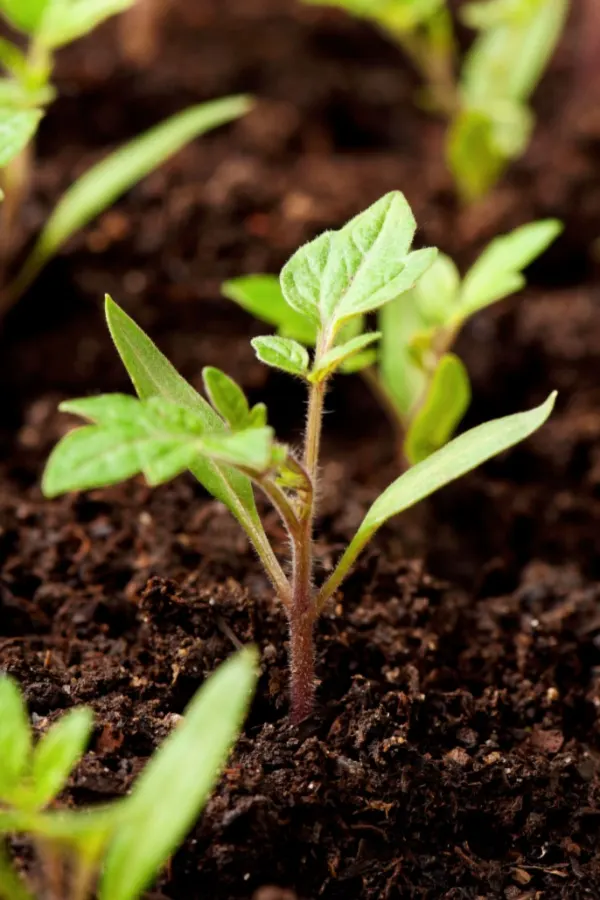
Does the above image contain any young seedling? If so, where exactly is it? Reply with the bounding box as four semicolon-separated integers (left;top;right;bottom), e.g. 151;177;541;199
0;648;257;900
224;218;561;466
301;0;568;200
43;192;556;723
0;0;251;313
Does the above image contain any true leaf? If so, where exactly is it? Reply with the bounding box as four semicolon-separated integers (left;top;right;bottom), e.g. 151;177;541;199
251;336;310;377
0;109;41;168
459;219;562;316
378;293;428;420
280;192;437;335
339;348;378;374
202;367;250;430
247;402;267;427
309;332;381;382
99;648;258;900
10;97;252;301
404;354;471;465
200;428;275;472
409;252;460;328
222;275;317;345
447;107;505;202
29;708;94;810
0;678;32;800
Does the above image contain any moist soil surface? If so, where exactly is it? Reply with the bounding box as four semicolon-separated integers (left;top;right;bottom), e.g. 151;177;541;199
1;1;600;897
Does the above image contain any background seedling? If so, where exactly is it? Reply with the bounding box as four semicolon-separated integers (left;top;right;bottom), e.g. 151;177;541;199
224;218;561;466
0;0;251;315
0;648;257;900
300;0;568;200
43;192;556;723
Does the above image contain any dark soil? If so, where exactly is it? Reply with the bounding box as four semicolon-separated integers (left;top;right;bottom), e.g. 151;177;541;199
1;1;600;897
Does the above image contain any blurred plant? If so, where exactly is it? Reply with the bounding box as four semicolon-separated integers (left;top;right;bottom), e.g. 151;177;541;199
300;0;568;200
0;0;251;315
43;193;555;722
224;217;561;466
0;648;257;900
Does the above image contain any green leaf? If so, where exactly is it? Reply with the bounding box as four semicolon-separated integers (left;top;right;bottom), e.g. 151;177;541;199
29;708;93;810
320;393;556;606
378;293;427;421
103;298;262;531
0;0;48;33
10;97;252;300
339;348;378;374
200;428;275;473
202;367;250;430
459;219;562;316
410;252;460;327
0;39;28;79
310;332;381;382
447;107;505;202
280;192;437;335
0;108;41;168
99;648;258;900
404;354;471;465
247;402;267;427
251;335;310;377
222;275;317;345
0;678;32;800
37;0;136;47
0;840;34;900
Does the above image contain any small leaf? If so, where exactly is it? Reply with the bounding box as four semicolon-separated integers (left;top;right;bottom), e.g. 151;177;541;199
459;219;562;316
29;708;93;810
0;38;28;79
404;354;471;465
447;108;505;202
410;252;460;327
200;428;275;473
339;348;378;374
378;294;428;421
0;677;32;800
281;192;437;335
99;648;258;900
11;98;252;300
222;275;317;345
310;332;381;382
251;336;310;377
38;0;136;48
0;109;41;168
247;403;267;428
0;0;48;33
202;367;250;430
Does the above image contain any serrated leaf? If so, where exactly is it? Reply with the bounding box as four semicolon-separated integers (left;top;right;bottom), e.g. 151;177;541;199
459;219;562;316
310;332;381;382
38;0;136;48
99;648;258;900
222;275;317;345
200;428;275;472
0;109;41;168
11;98;252;300
29;708;93;810
0;0;48;33
404;354;471;465
280;192;437;335
103;298;262;532
0;678;32;801
202;367;250;430
252;336;310;377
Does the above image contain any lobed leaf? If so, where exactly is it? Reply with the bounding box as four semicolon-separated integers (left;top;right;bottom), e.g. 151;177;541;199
310;332;381;382
0;109;42;168
251;335;310;377
404;354;471;465
281;192;437;336
11;97;252;300
0;678;32;801
29;708;94;810
99;648;258;900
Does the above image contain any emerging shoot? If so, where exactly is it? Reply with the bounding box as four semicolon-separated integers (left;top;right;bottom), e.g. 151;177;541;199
43;192;556;723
